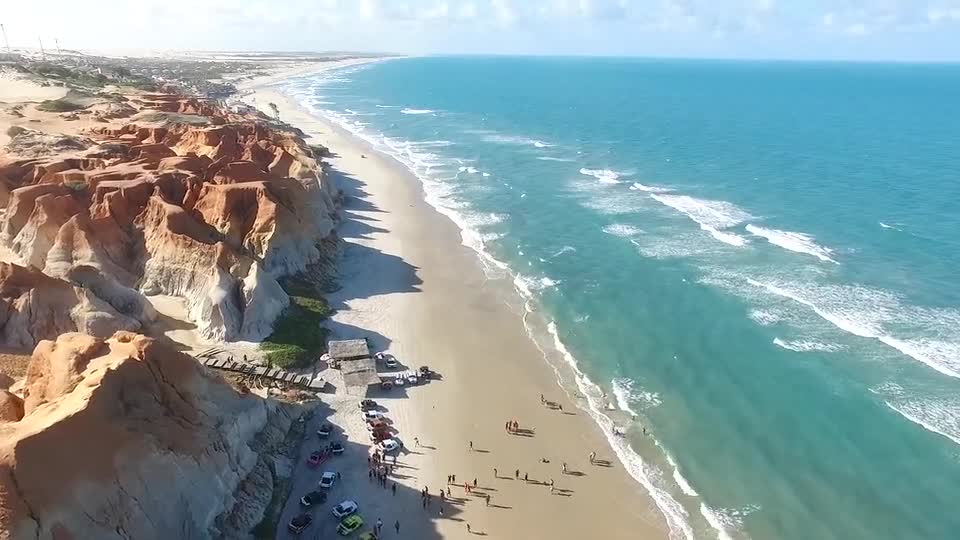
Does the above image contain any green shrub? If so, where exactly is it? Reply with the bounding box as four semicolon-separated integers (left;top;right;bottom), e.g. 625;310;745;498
260;279;332;369
36;99;84;112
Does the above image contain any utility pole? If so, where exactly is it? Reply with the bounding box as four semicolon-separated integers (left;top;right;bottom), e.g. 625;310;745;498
55;38;61;55
0;24;10;54
38;37;45;59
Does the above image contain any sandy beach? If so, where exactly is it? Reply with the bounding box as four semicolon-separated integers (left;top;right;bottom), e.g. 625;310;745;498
243;66;670;539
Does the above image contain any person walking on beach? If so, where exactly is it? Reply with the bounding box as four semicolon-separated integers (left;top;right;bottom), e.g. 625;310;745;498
439;505;445;516
395;520;400;534
447;486;451;497
485;493;491;506
473;478;478;488
524;472;529;482
376;518;383;534
414;437;420;447
467;524;471;534
469;440;474;451
515;469;519;479
493;467;498;478
392;482;397;496
541;393;545;404
589;451;596;464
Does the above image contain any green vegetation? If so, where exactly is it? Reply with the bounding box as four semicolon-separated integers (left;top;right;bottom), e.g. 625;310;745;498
251;465;286;540
35;98;85;112
260;278;332;369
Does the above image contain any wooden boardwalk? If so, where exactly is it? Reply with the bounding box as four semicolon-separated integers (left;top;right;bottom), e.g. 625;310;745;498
199;357;326;390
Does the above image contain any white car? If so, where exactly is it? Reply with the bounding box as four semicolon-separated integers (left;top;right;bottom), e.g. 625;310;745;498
319;471;336;489
405;372;418;385
379;438;401;453
332;500;359;519
362;410;383;422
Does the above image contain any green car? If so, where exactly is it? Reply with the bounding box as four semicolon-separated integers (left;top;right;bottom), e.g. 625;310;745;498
337;515;364;536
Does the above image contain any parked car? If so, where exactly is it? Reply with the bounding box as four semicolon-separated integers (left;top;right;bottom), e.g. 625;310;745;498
393;374;405;386
300;490;327;507
405;371;418;385
358;399;378;410
337;514;364;536
419;365;434;380
380;379;394;390
332;500;359;519
379;438;401;453
288;514;313;534
307;451;323;467
331;442;344;454
376;352;399;369
319;471;337;489
317;423;333;437
362;410;383;422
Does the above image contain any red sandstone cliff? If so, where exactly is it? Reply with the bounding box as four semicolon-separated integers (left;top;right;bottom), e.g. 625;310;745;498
0;94;338;345
0;331;296;539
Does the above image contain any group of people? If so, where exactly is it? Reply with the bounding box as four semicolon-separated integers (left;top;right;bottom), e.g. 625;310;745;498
504;419;522;433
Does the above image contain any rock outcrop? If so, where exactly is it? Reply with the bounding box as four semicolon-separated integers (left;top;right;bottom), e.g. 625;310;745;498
0;97;338;346
0;331;296;539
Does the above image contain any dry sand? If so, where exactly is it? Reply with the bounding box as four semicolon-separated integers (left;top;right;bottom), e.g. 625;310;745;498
245;67;669;540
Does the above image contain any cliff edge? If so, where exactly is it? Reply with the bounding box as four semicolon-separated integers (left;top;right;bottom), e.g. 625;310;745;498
0;92;339;346
0;331;296;539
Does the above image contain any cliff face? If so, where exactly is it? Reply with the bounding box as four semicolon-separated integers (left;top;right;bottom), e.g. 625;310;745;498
0;95;338;345
0;331;294;540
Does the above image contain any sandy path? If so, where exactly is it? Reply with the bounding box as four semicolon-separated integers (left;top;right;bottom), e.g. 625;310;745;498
248;72;669;540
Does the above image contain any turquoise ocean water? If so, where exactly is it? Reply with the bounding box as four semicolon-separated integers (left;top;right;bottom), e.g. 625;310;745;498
282;57;960;540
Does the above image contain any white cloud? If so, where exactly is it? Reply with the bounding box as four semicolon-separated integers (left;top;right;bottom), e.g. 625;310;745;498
927;6;960;23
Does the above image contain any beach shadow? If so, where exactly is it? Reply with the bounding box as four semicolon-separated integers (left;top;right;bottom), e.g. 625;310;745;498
562;412;577;416
592;460;613;468
471;448;490;454
510;429;535;437
489;504;512;510
419;444;437;450
564;470;586;477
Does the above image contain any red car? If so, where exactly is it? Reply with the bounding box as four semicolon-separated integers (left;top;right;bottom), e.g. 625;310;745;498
307;451;324;467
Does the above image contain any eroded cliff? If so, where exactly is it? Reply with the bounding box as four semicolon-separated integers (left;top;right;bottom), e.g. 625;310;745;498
0;93;338;345
0;331;297;540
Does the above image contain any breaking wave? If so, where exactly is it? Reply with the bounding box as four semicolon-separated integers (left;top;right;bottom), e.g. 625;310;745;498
745;225;837;263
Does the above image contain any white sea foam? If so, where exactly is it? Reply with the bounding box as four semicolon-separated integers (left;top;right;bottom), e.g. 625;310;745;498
457;166;481;174
537;156;576;162
375;104;397;108
773;338;844;353
872;383;960;447
611;378;641;418
400;108;435;115
541;322;696;540
666;455;699;497
748;309;781;326
745;224;837;263
550;246;577;258
602;223;644;237
630;182;672;193
748;278;960;379
650;194;752;247
879;221;903;231
580;168;628;184
483;134;554;147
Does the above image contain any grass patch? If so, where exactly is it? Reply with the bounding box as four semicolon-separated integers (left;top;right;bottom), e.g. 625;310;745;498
36;99;84;113
260;278;332;369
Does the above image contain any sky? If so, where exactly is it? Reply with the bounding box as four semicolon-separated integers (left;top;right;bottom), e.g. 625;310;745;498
4;1;960;61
